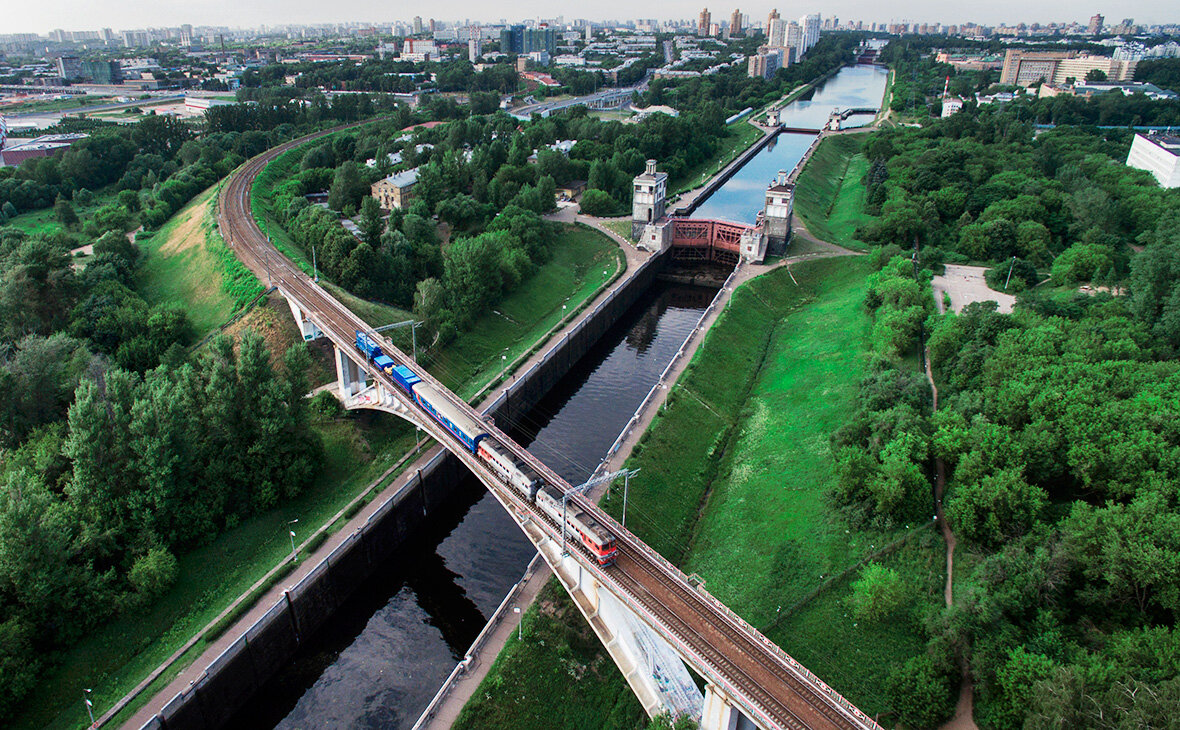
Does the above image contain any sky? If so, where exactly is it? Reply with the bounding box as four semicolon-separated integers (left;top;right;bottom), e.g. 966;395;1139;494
5;0;1176;36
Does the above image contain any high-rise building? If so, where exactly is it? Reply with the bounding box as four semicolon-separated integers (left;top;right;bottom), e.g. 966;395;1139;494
800;13;821;52
1088;13;1104;35
768;18;786;48
698;8;711;36
747;47;783;78
585;25;593;42
56;56;81;79
731;8;743;35
468;33;482;62
1000;48;1136;86
766;8;780;34
413;16;423;35
429;18;437;33
785;21;802;61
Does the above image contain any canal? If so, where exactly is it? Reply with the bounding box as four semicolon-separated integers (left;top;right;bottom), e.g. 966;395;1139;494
234;62;890;730
691;64;890;224
230;281;717;729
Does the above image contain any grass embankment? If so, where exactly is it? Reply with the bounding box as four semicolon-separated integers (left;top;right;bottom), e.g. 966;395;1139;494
600;218;635;242
21;159;626;729
459;258;941;725
792;135;875;251
670;122;765;197
137;185;264;335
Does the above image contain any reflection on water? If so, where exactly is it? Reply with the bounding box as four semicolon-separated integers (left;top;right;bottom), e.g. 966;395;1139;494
691;65;890;225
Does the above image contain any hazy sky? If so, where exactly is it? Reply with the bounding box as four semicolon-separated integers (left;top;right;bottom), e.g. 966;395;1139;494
6;0;1175;36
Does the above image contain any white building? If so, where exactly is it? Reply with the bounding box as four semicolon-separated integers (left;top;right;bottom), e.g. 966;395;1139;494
1126;133;1180;188
940;97;964;117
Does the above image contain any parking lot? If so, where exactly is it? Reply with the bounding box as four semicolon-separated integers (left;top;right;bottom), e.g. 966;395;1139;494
931;264;1016;314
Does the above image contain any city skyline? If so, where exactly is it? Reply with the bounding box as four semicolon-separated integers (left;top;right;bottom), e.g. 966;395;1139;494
4;0;1178;36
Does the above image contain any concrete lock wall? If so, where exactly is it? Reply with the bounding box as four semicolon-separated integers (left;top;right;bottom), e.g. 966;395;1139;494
140;249;670;730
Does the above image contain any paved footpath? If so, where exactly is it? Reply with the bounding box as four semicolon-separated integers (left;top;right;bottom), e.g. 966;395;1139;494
117;226;650;730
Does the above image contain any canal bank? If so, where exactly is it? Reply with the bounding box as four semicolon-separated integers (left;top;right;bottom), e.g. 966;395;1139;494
122;237;663;730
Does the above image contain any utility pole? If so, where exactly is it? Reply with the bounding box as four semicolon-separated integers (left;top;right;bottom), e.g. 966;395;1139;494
312;243;318;282
1003;256;1017;290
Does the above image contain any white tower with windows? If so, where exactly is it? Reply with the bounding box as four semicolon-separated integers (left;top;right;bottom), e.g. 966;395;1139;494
631;159;668;240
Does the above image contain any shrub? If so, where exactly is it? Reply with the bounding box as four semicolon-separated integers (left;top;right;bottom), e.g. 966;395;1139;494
128;547;179;601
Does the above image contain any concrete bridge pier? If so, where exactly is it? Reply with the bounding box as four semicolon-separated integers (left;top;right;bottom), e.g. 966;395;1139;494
335;346;369;397
284;295;324;342
518;515;704;723
701;684;759;730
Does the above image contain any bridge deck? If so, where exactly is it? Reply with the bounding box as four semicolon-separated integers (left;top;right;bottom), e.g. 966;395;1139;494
219;126;881;730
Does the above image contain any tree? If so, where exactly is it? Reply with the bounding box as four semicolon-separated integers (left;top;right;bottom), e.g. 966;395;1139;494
578;189;619;216
848;563;906;621
327;161;367;213
945;468;1047;548
358;195;384;243
127;547;179;601
53;196;79;230
1085;69;1108;82
885;654;956;729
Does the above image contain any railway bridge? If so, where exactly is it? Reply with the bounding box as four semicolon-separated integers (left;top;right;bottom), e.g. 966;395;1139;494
218;127;880;730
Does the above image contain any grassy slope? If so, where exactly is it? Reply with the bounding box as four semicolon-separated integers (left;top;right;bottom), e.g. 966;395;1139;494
670;122;764;197
792;135;875;251
459;258;940;726
136;186;240;334
18;164;624;729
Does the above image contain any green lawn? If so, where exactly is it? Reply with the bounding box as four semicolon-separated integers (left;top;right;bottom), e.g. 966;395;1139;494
454;581;646;730
459;258;942;725
792;135;876;250
600;218;635;242
670;122;765;196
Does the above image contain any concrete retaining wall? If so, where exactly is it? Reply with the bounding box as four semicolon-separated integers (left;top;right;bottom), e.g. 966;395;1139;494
138;248;669;730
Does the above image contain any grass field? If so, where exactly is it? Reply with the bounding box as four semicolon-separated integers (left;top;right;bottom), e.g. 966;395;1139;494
670;122;765;196
2;185;122;237
600;218;635;242
792;135;876;251
136;186;247;335
459;257;941;725
454;581;646;730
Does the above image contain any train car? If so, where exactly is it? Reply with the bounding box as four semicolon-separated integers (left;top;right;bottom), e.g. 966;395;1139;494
411;380;490;454
535;485;618;566
477;440;543;500
388;364;420;393
355;331;396;374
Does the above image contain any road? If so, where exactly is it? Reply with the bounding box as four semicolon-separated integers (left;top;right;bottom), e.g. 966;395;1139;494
509;79;648;118
216;123;881;730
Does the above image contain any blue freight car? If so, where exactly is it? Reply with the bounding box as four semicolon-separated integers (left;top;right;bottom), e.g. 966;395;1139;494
355;331;396;373
388;364;420;392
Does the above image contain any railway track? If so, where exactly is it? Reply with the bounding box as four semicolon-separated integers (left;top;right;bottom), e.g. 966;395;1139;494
218;122;881;730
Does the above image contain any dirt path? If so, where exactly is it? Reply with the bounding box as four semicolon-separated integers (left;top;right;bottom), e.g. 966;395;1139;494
926;351;978;730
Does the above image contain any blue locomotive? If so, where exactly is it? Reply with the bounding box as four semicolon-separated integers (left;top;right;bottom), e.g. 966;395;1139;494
354;330;617;565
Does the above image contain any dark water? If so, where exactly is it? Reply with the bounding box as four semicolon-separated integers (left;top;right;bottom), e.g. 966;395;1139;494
232;281;715;730
237;63;891;730
691;64;890;224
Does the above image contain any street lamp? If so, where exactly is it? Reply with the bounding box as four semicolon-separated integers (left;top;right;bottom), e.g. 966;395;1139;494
287;518;299;562
513;606;522;641
83;688;95;727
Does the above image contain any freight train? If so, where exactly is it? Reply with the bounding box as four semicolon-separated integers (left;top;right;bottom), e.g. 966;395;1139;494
355;331;618;565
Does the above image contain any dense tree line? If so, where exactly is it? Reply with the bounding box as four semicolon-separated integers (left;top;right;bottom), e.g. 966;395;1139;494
0;333;318;718
1135;57;1180;94
827;77;1180;727
856;103;1177;285
637;33;864;119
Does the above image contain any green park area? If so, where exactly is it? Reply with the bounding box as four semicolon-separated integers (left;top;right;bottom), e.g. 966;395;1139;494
792;134;874;250
457;257;942;727
18;153;625;729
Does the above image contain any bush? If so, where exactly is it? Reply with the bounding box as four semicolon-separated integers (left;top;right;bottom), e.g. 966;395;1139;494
578;189;621;217
847;562;906;622
128;547;179;601
985;258;1039;293
885;653;956;729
